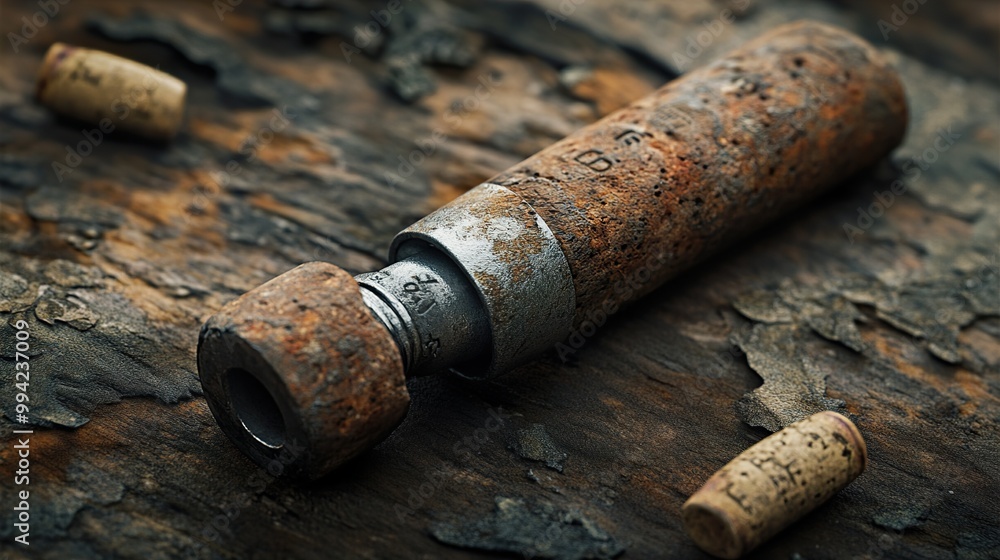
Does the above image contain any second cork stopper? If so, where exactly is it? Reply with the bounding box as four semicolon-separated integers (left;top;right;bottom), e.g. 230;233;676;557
36;43;187;142
682;411;868;559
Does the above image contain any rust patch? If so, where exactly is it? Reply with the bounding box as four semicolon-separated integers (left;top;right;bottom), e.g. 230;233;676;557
198;262;409;479
494;22;908;325
560;65;658;117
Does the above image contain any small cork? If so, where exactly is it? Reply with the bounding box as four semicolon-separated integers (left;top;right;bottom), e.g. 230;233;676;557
36;43;186;141
682;411;867;559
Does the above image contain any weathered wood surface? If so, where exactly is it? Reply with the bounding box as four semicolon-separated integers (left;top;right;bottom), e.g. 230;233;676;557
0;1;997;558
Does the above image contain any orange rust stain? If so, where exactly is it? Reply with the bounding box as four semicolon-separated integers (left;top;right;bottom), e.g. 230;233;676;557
567;67;657;117
90;249;204;324
252;133;332;166
974;124;997;143
600;396;625;410
955;368;998;410
0;399;140;485
959;328;1000;365
871;334;950;394
188;111;321;165
187;116;254;151
247;192;324;229
428;180;473;210
958;401;978;417
0;199;34;245
887;202;972;251
112;170;226;247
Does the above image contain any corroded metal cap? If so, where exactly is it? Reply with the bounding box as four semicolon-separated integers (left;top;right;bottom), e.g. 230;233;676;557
198;262;409;479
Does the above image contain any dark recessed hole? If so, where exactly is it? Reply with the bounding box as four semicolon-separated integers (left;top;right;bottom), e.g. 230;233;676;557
226;368;286;449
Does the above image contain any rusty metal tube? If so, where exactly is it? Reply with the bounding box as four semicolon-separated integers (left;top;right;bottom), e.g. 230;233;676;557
494;21;907;320
198;21;907;479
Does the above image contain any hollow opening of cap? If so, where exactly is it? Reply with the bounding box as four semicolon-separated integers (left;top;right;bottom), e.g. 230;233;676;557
225;368;286;449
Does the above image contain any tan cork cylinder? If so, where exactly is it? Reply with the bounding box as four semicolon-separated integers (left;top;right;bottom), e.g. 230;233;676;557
36;43;187;141
682;411;867;558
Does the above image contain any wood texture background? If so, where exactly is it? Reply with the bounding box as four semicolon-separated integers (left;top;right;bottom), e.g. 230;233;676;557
0;0;997;558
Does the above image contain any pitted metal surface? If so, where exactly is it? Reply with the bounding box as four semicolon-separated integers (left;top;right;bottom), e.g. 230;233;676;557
388;183;576;378
198;262;409;479
493;21;908;323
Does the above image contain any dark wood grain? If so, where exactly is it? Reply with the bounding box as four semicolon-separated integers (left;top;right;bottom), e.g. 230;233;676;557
1;1;997;559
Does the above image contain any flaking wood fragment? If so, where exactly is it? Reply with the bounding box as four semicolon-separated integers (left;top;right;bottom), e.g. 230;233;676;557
43;260;104;288
734;281;867;352
25;184;125;230
447;0;616;69
0;459;127;542
263;9;361;41
872;506;926;532
886;53;1000;220
731;323;846;432
34;295;98;330
0;272;31;313
511;423;568;472
733;267;998;430
737;252;998;374
381;8;484;101
430;496;623;560
734;193;998;429
0;260;200;428
88;13;319;111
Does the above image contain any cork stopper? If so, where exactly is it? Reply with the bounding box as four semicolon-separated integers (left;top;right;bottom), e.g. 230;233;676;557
36;43;186;141
682;411;867;558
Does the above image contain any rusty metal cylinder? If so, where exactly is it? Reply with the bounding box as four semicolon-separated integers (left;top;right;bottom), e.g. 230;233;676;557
36;43;187;141
197;21;907;479
682;411;868;558
492;21;907;322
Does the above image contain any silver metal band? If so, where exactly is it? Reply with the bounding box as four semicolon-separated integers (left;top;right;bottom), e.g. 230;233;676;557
388;183;576;378
357;248;490;376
